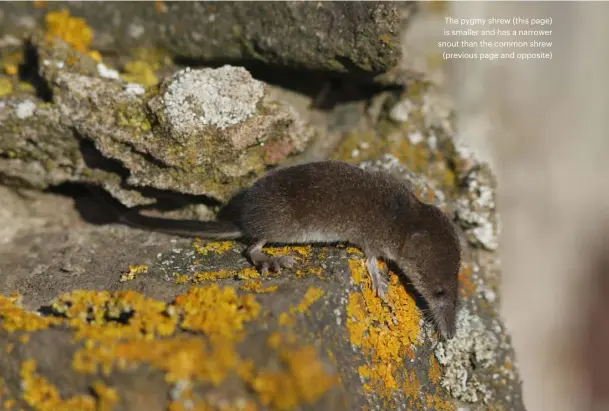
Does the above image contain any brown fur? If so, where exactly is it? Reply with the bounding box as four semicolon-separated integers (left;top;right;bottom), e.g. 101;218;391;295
121;160;462;338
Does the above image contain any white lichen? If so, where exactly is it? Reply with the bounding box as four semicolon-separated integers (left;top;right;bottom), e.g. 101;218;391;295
408;130;424;145
128;22;145;39
124;83;145;95
454;169;499;251
435;308;499;404
163;65;264;132
421;91;454;134
389;98;411;123
97;63;120;80
333;307;342;326
15;100;36;119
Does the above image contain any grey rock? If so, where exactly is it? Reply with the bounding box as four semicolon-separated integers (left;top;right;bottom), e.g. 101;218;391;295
0;2;412;77
0;154;524;411
0;39;315;207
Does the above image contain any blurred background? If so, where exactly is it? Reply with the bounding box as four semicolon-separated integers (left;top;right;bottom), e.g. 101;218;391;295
446;2;609;411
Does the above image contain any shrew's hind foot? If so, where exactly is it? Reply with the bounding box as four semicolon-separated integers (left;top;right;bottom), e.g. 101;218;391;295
246;239;297;274
259;255;297;273
366;256;389;300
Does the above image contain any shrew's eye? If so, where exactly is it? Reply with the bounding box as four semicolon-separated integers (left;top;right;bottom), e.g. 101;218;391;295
434;288;446;298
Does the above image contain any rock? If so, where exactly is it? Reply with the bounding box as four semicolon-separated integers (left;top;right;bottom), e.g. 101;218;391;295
0;38;314;208
0;2;412;77
0;152;524;410
0;5;524;409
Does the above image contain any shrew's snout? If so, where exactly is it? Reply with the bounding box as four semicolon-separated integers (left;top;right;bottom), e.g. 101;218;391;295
431;299;457;340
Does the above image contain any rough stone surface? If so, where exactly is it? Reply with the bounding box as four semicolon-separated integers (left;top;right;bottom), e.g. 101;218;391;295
0;5;524;410
0;38;314;208
0;2;411;77
0;153;524;411
163;66;264;132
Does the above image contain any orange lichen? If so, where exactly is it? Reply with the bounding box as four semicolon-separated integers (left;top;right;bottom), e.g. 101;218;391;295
91;381;119;411
58;287;253;387
192;270;235;282
172;273;191;284
402;369;421;403
74;337;237;385
265;245;310;259
425;393;455;410
0;293;60;333
190;267;261;283
294;266;324;279
458;262;476;297
278;287;324;326
3;63;17;76
346;247;363;256
428;354;442;384
247;344;335;410
170;395;257;411
345;258;422;399
240;279;278;293
266;332;298;350
44;9;92;53
121;60;159;88
119;264;148;282
87;50;102;62
154;0;167;13
20;360;96;411
348;259;366;285
51;290;176;342
5;283;341;411
192;239;234;256
175;285;260;340
295;288;324;312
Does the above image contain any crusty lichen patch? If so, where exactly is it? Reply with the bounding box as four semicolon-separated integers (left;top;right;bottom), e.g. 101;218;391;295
44;9;92;53
0;293;60;333
175;285;260;340
243;333;336;411
121;60;159;88
20;360;118;411
0;284;336;410
52;290;176;342
346;258;422;399
458;262;477;298
192;239;235;256
264;245;311;260
434;309;499;404
119;264;149;282
278;287;324;326
44;9;101;62
173;267;261;284
240;279;278;294
0;77;14;97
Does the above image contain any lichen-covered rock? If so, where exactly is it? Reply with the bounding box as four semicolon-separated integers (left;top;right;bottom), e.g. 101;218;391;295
0;2;411;77
0;152;524;411
145;65;313;176
0;5;524;410
0;38;315;207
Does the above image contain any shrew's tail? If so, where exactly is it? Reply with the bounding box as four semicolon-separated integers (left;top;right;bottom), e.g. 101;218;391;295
119;211;242;239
